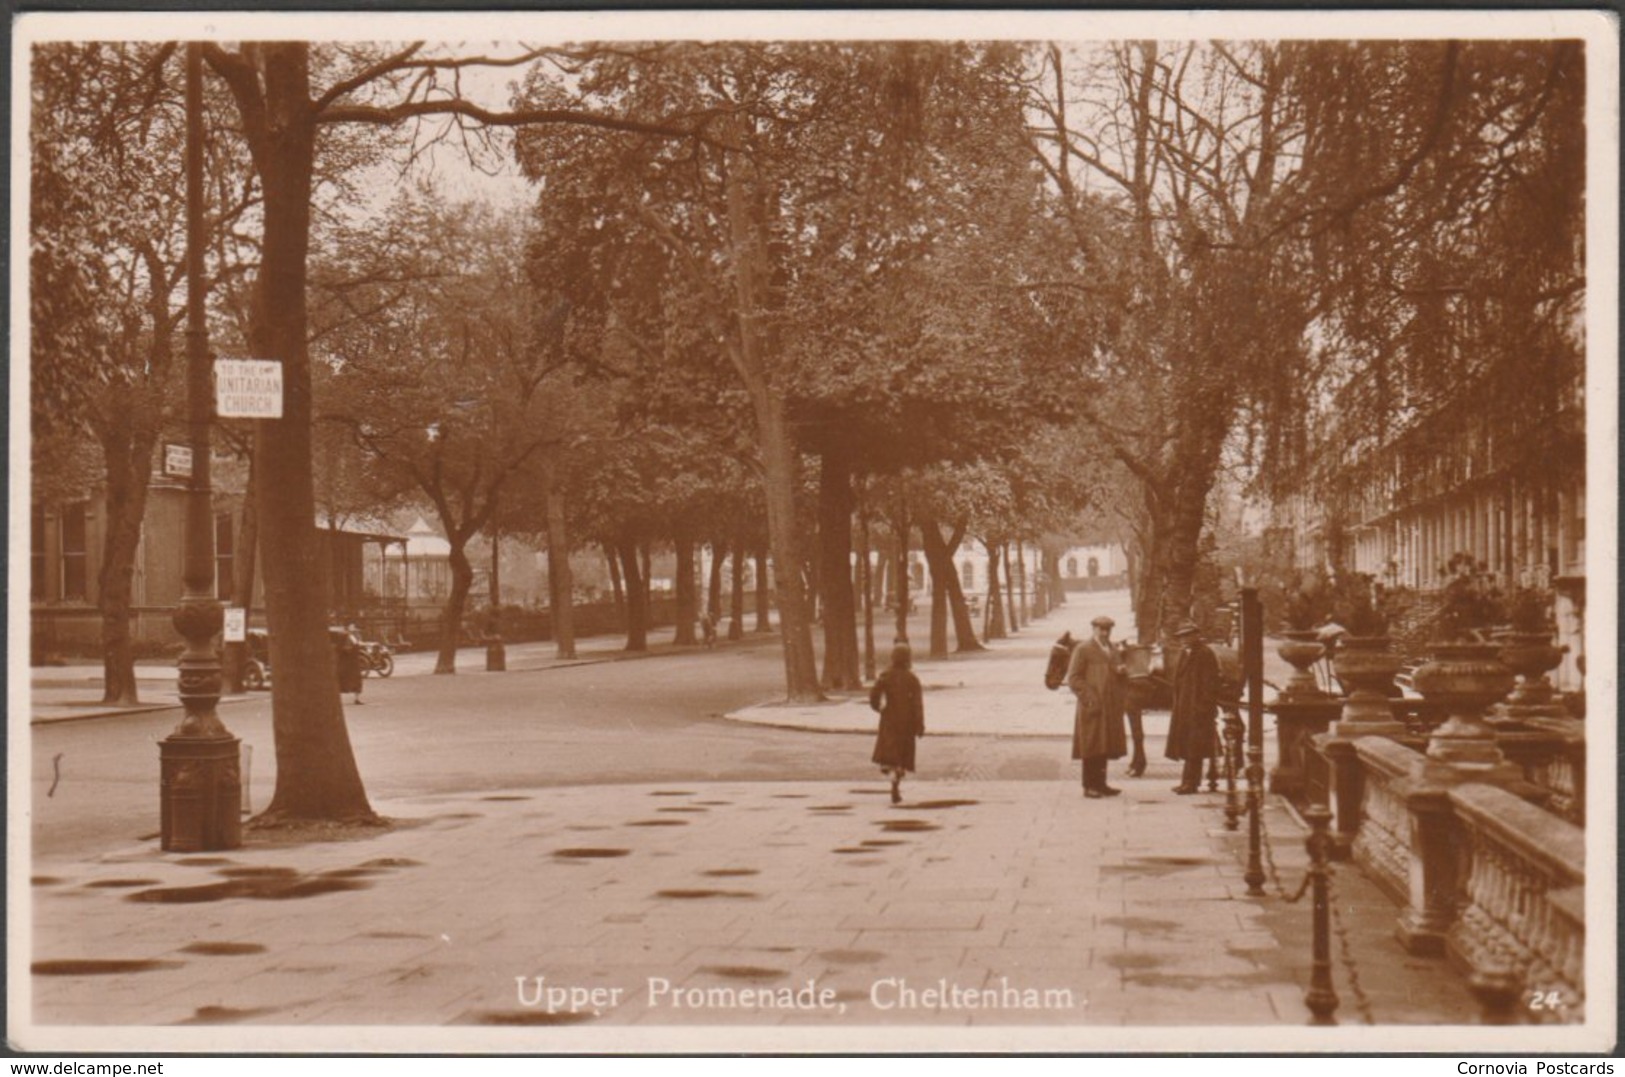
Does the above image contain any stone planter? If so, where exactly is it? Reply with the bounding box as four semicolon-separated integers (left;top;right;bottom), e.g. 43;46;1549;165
1331;635;1406;736
1276;630;1328;701
1413;642;1516;767
1494;631;1566;712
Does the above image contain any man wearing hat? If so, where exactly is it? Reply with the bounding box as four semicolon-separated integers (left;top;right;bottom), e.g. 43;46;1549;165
1167;620;1221;794
1064;615;1129;798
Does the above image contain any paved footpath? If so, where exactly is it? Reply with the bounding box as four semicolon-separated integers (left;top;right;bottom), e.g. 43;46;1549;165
23;596;1493;1052
725;591;1146;738
28;629;710;726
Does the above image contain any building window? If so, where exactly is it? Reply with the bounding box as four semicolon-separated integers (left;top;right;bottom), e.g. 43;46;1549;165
215;513;235;601
961;560;975;591
31;505;47;601
1087;556;1100;578
60;502;88;601
1065;556;1078;578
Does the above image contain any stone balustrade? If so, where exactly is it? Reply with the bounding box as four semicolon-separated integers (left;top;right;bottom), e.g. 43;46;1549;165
1493;716;1586;826
1306;731;1586;1023
1348;736;1417;904
1447;782;1585;1023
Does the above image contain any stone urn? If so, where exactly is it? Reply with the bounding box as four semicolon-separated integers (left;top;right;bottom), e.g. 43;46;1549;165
1276;630;1328;701
1330;635;1405;734
1413;642;1516;766
1494;631;1566;710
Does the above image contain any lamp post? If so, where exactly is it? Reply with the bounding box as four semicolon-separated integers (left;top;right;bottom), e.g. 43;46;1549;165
159;41;240;852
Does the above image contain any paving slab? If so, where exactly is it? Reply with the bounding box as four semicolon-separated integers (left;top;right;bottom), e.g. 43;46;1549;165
24;593;1589;1052
25;774;1494;1052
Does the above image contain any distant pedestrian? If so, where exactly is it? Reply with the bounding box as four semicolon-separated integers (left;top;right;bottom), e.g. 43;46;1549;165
332;625;364;706
700;610;718;648
1167;621;1219;794
1066;615;1129;798
869;643;925;804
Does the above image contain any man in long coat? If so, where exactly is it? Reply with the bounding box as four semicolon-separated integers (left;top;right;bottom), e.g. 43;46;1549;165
1066;615;1129;798
1167;621;1220;793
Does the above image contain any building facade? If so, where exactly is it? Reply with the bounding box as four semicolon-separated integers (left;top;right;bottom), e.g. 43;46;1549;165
32;481;402;657
1269;377;1585;694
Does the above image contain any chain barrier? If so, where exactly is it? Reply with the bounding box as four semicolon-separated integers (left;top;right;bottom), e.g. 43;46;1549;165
1255;793;1312;904
1327;868;1377;1025
1253;794;1377;1024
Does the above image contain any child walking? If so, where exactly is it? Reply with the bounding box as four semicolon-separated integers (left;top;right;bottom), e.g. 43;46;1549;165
869;643;926;804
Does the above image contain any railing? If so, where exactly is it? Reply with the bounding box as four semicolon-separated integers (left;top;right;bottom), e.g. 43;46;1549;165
1446;782;1585;1023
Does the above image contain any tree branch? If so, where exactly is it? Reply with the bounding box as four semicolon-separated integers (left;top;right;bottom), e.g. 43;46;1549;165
318;97;695;142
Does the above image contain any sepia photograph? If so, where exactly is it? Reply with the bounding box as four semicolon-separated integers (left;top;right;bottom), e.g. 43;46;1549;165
9;9;1617;1056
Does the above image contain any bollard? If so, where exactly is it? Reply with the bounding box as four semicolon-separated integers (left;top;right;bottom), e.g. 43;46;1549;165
1303;804;1339;1025
1223;710;1244;831
1241;588;1267;896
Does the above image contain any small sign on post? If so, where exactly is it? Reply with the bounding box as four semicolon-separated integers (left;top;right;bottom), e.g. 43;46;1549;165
223;607;247;643
163;443;194;478
214;358;283;418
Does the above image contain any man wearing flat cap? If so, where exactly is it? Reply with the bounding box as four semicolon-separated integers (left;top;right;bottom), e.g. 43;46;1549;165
1065;614;1129;798
1167;621;1220;794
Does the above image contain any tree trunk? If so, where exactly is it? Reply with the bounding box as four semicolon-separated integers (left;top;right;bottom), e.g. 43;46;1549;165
96;419;155;706
606;545;624;612
435;541;474;674
817;447;860;689
1014;543;1029;624
617;535;648;651
893;508;910;645
542;464;575;659
984;540;1007;640
754;547;771;632
756;405;818;698
1137;433;1220;643
918;516;983;652
729;533;747;640
640;541;653;607
224;449;260;692
857;501;877;681
232;454;259;612
723;151;818;701
707;540;725;618
1043;546;1066;610
929;562;948;658
1144;496;1208;644
227;42;372;821
673;526;697;645
489;526;501;610
1004;543;1020;632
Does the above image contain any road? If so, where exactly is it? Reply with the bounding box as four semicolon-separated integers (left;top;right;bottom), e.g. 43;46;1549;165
30;631;1076;861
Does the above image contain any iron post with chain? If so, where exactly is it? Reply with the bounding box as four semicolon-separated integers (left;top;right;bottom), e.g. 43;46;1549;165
1241;587;1266;895
1303;804;1340;1024
1222;708;1244;831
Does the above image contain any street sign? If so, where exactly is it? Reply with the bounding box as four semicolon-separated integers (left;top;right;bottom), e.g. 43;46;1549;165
163;443;193;478
223;607;246;643
214;358;283;418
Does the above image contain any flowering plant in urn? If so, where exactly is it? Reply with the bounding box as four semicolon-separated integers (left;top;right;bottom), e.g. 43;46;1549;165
1275;572;1331;700
1326;572;1402;729
1415;554;1516;766
1495;585;1565;713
